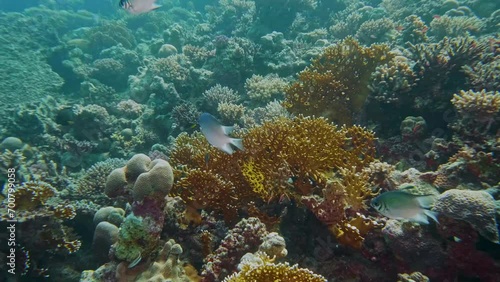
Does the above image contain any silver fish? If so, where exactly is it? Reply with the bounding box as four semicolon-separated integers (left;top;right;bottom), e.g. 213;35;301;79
371;190;438;224
119;0;161;15
198;113;244;155
128;253;142;268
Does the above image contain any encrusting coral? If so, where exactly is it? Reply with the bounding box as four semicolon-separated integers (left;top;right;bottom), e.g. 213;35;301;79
284;37;393;125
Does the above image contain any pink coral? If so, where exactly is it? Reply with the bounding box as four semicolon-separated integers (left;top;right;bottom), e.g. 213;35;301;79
201;217;268;281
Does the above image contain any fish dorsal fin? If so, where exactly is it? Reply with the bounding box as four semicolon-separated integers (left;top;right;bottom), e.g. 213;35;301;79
415;194;437;209
222;125;234;135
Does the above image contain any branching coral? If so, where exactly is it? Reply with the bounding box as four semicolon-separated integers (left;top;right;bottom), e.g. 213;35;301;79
451;89;500;121
170;116;378;247
203;84;240;108
223;252;327;282
284;37;393;125
244;74;287;103
0;181;81;255
430;15;483;40
369;56;417;104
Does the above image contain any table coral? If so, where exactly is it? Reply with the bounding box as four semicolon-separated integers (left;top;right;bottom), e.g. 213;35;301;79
284;37;393;125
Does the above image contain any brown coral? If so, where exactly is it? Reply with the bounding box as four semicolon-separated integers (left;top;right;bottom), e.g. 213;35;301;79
284;37;393;125
170;116;377;241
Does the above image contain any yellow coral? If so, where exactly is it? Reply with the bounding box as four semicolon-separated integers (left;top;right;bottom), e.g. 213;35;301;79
330;214;382;249
451;89;500;119
224;253;326;282
241;159;267;198
174;168;241;223
170;116;377;227
284;37;393;125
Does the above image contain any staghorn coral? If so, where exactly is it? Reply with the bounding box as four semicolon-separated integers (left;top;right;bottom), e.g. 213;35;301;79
284;37;393;125
398;15;429;45
244;74;287;103
369;56;417;104
202;84;240;108
463;57;500;91
217;102;245;125
355;18;396;45
407;36;486;110
430;15;483;40
451;89;500;122
224;252;326;282
241;100;290;127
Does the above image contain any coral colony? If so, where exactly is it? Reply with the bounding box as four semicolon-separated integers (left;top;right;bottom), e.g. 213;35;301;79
0;0;499;281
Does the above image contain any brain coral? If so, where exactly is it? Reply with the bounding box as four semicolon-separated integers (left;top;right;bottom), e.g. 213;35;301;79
105;154;174;202
433;189;499;243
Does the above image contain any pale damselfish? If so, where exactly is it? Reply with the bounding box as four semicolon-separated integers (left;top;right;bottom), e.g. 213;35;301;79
371;190;439;224
198;113;244;155
119;0;161;14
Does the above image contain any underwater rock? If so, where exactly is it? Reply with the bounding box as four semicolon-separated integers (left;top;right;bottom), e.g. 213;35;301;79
382;220;446;268
433;189;499;243
157;43;178;58
0;136;23;151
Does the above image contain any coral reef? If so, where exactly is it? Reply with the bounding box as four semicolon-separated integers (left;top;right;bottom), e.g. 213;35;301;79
284;37;393;125
224;253;327;282
433;189;499;243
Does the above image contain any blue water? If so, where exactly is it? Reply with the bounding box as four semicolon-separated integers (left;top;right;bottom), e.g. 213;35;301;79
0;0;499;281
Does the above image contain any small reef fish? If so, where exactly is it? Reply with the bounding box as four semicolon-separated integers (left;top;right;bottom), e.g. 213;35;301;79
198;113;244;155
371;190;438;224
119;0;161;15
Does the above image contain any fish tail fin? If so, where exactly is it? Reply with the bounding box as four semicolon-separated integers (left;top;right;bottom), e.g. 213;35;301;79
152;4;161;9
416;194;437;209
230;138;244;152
423;209;439;224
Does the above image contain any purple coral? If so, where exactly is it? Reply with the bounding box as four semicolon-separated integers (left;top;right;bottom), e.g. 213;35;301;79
201;217;268;281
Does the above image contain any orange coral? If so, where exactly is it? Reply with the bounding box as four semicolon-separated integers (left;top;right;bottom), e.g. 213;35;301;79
224;253;327;282
330;214;383;249
284;37;393;125
170;116;377;229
